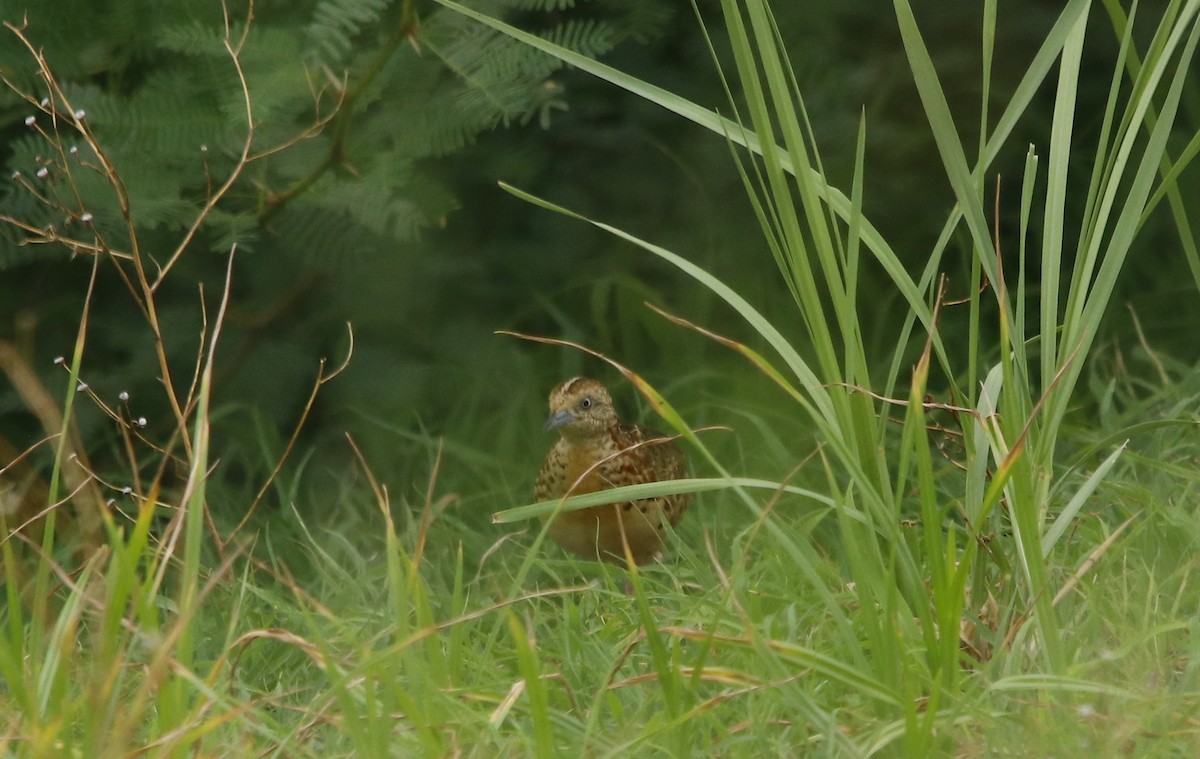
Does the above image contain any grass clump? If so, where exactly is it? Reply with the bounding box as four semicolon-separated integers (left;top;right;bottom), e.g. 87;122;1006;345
3;0;1200;756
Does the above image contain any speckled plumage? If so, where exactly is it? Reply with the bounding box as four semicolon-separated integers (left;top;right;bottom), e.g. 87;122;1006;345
535;377;689;564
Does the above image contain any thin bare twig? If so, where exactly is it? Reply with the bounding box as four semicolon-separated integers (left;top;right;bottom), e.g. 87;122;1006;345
223;323;354;547
151;0;258;292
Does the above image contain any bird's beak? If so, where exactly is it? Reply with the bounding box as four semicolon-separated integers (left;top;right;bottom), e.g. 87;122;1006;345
542;409;574;432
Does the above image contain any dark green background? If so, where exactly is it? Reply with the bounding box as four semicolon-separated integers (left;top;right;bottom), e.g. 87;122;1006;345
1;0;1195;528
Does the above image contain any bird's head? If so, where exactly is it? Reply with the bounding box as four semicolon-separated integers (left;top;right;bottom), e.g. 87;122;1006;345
543;376;619;438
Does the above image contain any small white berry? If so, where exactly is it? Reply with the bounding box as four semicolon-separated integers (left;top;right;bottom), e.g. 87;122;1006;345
69;145;79;155
10;170;20;180
53;356;65;365
121;486;132;495
40;97;49;107
76;382;88;392
36;167;48;179
136;417;147;428
24;115;35;127
74;109;86;120
119;391;130;402
80;212;93;223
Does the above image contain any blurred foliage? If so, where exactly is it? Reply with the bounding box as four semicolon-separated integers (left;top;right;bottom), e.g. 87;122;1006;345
0;0;676;493
0;0;1196;520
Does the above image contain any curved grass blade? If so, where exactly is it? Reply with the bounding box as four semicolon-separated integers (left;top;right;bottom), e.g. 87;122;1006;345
493;477;841;524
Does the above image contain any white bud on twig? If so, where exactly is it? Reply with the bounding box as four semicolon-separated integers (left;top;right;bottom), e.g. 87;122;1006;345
40;97;49;107
119;391;130;402
10;171;20;180
53;356;65;365
74;109;86;120
80;212;93;223
122;486;133;495
69;145;79;155
24;115;35;127
76;382;88;392
36;167;48;179
136;417;147;428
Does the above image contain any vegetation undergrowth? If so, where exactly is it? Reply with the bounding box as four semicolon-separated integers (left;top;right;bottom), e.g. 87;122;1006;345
2;0;1199;756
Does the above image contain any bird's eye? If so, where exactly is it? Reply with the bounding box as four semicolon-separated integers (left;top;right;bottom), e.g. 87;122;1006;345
580;397;593;410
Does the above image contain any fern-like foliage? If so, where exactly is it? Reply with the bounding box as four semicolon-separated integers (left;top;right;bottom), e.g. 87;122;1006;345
1;0;655;261
306;0;392;68
0;0;673;459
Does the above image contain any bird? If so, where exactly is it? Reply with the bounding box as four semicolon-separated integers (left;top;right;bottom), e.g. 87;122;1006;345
535;376;689;565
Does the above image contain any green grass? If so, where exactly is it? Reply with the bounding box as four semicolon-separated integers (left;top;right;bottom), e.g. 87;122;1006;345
3;0;1200;755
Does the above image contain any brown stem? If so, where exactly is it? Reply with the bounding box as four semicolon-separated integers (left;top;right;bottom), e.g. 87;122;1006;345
260;0;419;222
